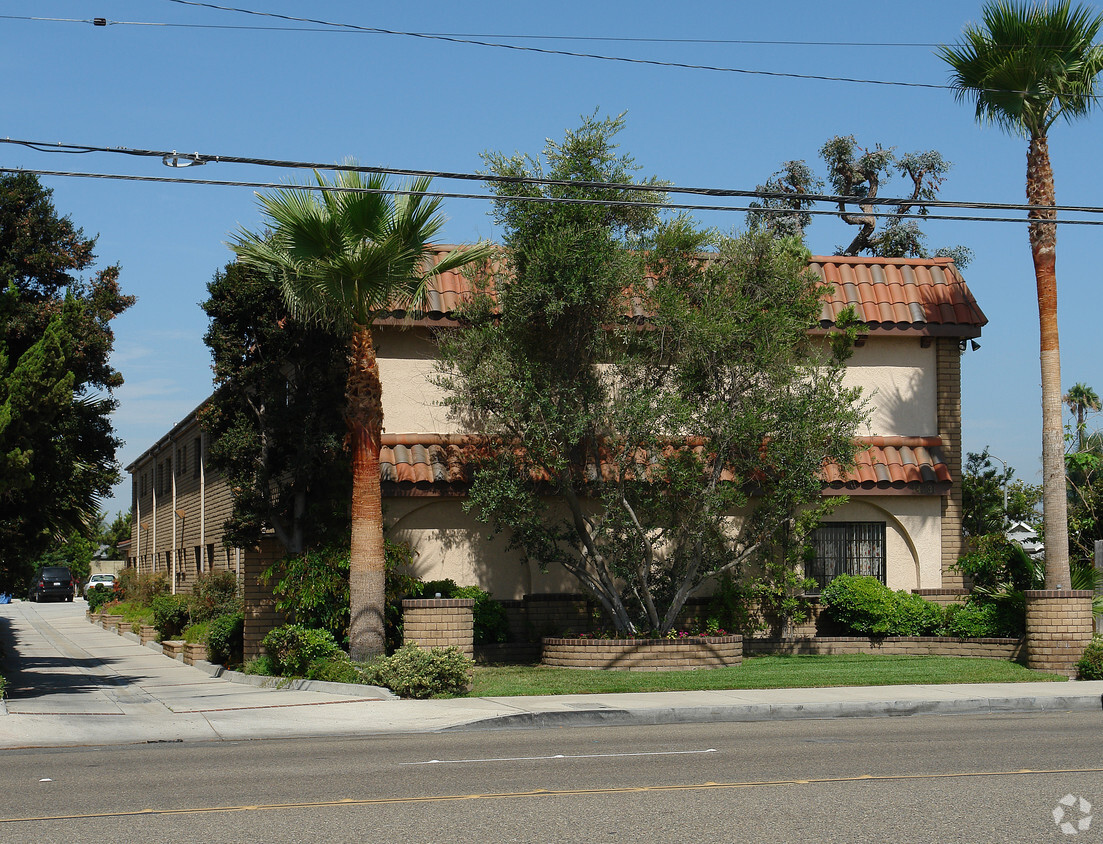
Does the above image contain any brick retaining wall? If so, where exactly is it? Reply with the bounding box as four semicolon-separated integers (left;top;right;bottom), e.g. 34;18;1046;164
1024;590;1094;677
745;636;1024;660
542;635;743;671
402;598;475;657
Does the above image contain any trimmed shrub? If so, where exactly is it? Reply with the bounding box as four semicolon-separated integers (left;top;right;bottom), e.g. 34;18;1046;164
86;584;116;612
368;644;473;699
262;624;341;677
821;575;943;636
944;602;1003;638
151;594;191;639
207;612;244;666
242;655;276;676
1077;637;1103;680
306;652;368;684
190;571;241;623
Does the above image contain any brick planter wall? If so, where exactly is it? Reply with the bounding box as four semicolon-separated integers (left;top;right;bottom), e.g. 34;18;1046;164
101;614;123;631
139;624;158;645
162;640;185;660
183;643;207;665
402;598;475;657
745;636;1024;660
1024;590;1094;677
542;635;743;671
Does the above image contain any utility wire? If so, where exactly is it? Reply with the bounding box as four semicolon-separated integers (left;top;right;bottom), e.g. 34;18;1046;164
0;14;944;46
2;167;1097;226
155;0;954;91
3;137;1100;216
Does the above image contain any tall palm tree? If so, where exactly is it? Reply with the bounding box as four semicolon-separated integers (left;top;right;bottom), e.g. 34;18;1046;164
232;169;493;659
1064;382;1101;452
939;1;1103;590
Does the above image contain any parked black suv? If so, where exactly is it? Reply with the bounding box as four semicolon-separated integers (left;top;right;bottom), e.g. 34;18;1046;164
27;566;76;602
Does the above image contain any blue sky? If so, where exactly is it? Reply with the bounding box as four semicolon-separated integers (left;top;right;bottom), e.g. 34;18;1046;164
4;1;1102;515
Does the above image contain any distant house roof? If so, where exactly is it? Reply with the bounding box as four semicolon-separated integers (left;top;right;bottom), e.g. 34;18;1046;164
375;248;986;338
378;433;951;498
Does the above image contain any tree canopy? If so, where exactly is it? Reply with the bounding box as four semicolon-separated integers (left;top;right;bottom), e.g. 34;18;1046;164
438;115;866;635
749;135;972;267
0;173;133;592
200;260;349;554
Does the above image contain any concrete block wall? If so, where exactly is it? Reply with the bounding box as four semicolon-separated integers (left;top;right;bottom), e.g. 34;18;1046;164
402;598;475;657
1024;590;1094;677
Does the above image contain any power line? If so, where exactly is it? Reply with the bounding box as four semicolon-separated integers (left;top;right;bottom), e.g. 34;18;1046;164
3;137;1100;216
3;166;1099;226
0;13;945;46
155;0;954;92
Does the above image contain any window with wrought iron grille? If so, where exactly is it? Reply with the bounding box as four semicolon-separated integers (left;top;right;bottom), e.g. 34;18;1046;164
806;522;886;591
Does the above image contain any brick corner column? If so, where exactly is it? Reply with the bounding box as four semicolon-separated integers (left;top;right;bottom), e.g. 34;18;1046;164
1024;589;1094;677
402;598;475;658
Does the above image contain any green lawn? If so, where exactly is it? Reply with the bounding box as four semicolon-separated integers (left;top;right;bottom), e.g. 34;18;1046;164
468;653;1064;697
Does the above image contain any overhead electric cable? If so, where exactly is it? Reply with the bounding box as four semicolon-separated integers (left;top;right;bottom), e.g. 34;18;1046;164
0;14;945;45
2;167;1098;226
3;137;1101;216
158;0;955;91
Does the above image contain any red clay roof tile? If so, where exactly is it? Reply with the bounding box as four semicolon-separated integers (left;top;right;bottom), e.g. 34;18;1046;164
379;248;986;336
379;434;951;495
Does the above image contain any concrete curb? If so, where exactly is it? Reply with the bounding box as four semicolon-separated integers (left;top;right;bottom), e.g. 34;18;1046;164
450;692;1103;731
218;668;396;700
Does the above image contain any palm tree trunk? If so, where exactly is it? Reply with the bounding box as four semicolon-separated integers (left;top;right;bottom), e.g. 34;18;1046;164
346;326;387;660
1027;135;1071;589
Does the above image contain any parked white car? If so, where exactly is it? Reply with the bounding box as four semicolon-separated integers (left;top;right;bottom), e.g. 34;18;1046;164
83;573;117;598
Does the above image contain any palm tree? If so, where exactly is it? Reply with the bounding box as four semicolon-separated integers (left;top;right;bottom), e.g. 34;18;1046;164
232;169;493;659
1064;382;1101;452
939;1;1103;590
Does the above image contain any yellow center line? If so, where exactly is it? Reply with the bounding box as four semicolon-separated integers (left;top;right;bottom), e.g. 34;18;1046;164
4;767;1102;824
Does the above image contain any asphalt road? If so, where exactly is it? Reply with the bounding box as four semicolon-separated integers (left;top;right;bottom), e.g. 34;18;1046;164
2;712;1101;843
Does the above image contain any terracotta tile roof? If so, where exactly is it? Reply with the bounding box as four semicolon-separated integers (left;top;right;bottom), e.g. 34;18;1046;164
380;247;984;337
379;433;950;496
809;256;986;335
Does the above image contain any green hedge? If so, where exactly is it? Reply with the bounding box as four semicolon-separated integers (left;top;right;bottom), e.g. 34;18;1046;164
262;624;341;677
366;644;473;698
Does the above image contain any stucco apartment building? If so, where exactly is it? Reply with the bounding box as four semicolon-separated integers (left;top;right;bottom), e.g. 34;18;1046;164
126;253;985;640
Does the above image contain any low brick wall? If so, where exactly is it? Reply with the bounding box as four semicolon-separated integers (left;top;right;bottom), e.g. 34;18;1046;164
139;624;158;645
911;588;970;607
745;636;1024;660
542;635;742;671
183;643;206;666
1024;590;1094;677
402;598;475;657
525;594;596;638
162;640;185;660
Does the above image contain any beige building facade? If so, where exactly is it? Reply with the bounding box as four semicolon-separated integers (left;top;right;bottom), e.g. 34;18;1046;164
127;253;985;622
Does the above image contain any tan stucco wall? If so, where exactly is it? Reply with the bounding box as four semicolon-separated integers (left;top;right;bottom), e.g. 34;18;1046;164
386;497;577;599
386;493;944;598
381;330;940;440
818;496;943;591
377;328;457;434
841;338;937;437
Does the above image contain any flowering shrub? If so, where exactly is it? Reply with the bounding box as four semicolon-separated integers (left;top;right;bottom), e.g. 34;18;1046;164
571;625;729;640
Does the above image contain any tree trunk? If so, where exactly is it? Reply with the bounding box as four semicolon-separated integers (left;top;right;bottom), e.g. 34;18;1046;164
1027;135;1071;589
346;326;387;660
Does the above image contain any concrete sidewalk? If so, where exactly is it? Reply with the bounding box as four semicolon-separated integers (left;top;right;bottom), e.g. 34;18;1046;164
1;601;1101;750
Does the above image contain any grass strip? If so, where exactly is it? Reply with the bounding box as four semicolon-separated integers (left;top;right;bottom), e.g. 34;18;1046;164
468;653;1064;697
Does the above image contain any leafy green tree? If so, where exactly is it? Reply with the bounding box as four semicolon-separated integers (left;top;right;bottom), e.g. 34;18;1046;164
98;510;134;559
230;168;493;660
439;116;865;634
200;261;349;553
1064;382;1101;452
941;0;1103;590
1067;431;1103;561
749;135;972;266
0;173;133;591
962;449;1014;536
